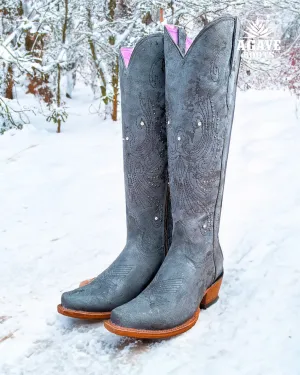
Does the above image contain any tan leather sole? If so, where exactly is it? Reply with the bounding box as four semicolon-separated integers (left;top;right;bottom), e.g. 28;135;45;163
104;276;223;339
57;304;111;319
105;308;200;339
79;278;95;287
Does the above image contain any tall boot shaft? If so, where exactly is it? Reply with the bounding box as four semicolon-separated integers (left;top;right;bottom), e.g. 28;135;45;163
165;16;241;282
59;35;171;317
120;34;168;254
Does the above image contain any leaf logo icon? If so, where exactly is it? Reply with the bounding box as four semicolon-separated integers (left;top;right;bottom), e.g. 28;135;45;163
244;19;273;39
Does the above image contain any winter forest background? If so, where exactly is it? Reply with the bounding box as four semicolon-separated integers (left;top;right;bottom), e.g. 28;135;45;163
0;0;300;134
1;2;300;373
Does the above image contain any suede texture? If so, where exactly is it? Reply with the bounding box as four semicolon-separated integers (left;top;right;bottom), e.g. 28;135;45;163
110;16;241;330
61;34;171;313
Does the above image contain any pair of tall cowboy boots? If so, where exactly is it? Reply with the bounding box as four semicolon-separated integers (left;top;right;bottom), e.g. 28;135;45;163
57;16;241;339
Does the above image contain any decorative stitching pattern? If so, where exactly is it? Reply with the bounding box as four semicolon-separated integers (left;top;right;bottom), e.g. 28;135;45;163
106;265;134;277
149;56;165;88
123;93;167;241
210;45;226;82
145;277;183;308
168;95;224;236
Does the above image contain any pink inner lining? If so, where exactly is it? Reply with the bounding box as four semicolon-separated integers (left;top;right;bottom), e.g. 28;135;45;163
165;24;179;45
165;24;193;53
120;25;193;67
185;36;193;51
120;47;134;68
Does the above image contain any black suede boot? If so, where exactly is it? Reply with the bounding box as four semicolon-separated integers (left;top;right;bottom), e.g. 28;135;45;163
105;16;241;338
57;34;171;319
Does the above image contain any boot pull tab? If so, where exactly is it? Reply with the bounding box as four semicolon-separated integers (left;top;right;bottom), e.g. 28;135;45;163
178;27;186;55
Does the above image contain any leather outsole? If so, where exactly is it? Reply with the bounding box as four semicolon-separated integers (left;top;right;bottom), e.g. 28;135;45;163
104;276;222;339
57;304;111;319
79;278;95;287
104;308;200;339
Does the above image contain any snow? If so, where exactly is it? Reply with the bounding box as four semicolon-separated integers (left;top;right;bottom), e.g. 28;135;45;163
1;86;300;375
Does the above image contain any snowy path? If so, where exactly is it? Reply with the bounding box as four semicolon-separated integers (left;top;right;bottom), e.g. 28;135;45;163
1;89;300;375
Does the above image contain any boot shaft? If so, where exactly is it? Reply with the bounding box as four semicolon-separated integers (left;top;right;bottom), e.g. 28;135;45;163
164;17;241;278
119;34;169;254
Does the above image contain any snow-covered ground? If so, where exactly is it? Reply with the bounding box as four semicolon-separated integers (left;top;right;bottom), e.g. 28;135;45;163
1;86;300;375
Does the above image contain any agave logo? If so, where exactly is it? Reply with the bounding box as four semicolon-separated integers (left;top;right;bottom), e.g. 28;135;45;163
244;19;273;39
239;18;281;59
